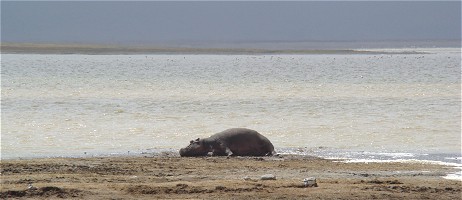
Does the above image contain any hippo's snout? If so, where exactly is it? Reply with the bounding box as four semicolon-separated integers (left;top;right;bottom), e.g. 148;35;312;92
179;148;208;157
179;148;187;156
179;146;209;157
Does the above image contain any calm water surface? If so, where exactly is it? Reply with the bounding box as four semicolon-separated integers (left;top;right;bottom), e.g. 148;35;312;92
1;49;460;163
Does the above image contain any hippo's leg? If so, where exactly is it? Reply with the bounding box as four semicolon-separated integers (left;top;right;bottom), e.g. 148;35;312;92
211;150;228;156
225;147;233;156
211;143;231;156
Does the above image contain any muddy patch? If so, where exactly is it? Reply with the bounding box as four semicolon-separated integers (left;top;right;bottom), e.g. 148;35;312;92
0;186;88;199
125;183;266;195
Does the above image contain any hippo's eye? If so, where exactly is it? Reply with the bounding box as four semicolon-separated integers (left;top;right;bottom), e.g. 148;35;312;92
190;140;194;144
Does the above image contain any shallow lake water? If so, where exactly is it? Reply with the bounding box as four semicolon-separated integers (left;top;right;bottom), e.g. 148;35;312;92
1;49;460;168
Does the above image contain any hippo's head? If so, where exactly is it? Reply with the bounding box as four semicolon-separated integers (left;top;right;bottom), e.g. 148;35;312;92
179;138;210;157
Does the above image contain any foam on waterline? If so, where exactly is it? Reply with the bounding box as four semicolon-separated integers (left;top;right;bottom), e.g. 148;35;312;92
336;158;462;181
444;167;462;181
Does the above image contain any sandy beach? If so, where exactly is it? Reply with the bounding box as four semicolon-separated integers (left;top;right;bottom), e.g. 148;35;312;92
1;154;460;199
1;43;414;55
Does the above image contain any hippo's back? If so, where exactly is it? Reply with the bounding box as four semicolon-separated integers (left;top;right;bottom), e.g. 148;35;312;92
212;128;274;156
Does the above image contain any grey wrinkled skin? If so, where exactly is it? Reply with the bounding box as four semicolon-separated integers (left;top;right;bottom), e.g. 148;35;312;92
179;128;275;157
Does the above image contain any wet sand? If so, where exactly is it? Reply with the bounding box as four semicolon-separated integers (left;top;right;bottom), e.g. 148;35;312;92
1;155;460;199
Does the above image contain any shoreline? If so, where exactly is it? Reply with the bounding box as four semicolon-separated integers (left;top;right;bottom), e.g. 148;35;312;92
3;146;460;163
2;150;460;182
3;147;461;180
1;154;460;199
0;42;435;55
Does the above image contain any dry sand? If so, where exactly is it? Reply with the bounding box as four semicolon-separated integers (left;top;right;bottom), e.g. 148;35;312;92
1;154;460;199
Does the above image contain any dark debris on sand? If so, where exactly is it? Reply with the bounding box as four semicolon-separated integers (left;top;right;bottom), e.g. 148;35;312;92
0;186;88;199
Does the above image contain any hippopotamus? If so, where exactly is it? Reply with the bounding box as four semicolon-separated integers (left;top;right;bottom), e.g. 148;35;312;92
179;128;275;157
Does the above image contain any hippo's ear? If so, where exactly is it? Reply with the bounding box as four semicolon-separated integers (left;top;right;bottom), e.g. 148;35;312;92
195;138;200;141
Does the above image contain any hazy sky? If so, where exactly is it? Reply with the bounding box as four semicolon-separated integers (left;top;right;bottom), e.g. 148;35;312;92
2;1;461;45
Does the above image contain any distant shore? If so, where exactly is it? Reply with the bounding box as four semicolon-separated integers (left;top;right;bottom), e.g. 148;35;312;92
0;42;429;55
1;155;460;199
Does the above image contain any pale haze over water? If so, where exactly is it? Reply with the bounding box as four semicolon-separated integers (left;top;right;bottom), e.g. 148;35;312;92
2;2;460;44
1;48;460;161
